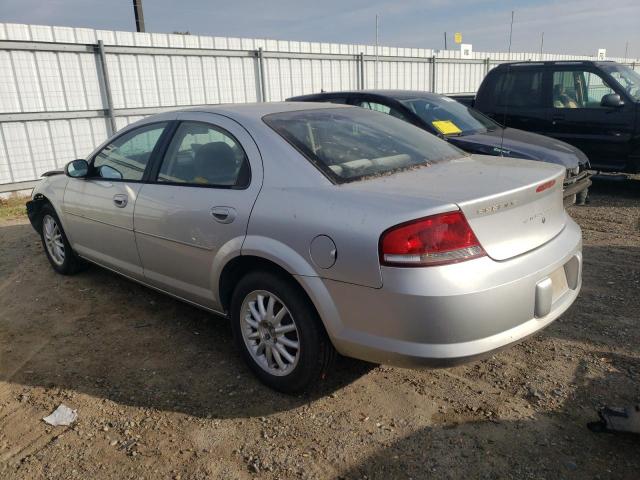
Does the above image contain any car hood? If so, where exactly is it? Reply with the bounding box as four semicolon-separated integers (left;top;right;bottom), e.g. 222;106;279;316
448;127;588;169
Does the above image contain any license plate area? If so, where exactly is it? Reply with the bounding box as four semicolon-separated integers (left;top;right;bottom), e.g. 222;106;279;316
549;266;569;303
535;265;570;318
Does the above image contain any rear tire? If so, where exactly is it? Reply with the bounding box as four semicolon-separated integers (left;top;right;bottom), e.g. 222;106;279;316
230;270;336;394
39;204;84;275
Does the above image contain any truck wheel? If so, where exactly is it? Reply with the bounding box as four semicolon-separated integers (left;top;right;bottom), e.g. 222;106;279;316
230;271;336;394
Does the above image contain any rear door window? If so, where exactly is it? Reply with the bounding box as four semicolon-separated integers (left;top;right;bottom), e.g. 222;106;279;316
156;121;250;188
493;69;544;108
354;99;409;120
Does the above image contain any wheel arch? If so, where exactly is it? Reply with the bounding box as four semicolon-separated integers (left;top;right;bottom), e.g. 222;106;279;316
217;253;345;352
27;193;53;233
219;255;309;313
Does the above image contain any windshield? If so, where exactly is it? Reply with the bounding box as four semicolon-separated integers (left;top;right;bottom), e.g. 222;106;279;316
601;64;640;101
400;96;500;135
264;108;466;183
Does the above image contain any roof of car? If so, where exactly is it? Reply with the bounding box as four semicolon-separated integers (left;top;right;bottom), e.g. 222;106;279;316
494;60;618;68
126;101;355;136
182;101;349;118
288;90;445;101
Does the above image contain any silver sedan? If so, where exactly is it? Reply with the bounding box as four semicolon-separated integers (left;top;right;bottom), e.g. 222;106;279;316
26;103;582;393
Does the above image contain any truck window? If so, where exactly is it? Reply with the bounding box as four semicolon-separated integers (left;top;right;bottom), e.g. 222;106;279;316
552;70;615;108
493;70;543;108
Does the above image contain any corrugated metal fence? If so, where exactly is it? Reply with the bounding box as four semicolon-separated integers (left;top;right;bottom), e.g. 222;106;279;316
1;22;638;191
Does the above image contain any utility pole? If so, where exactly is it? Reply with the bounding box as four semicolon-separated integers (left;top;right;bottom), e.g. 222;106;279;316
133;0;145;33
375;14;379;88
444;32;447;50
508;10;514;55
539;32;544;59
624;41;629;61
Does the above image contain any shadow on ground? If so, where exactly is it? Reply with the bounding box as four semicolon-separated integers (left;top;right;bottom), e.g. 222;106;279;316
589;174;640;199
343;351;640;480
0;222;374;421
0;221;637;431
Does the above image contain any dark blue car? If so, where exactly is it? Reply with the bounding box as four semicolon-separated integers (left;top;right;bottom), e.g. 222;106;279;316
287;90;591;205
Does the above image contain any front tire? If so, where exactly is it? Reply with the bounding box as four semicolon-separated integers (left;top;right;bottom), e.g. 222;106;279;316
230;271;336;394
39;204;84;275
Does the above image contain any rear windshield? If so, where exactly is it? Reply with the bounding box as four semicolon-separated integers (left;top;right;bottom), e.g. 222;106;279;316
263;107;465;183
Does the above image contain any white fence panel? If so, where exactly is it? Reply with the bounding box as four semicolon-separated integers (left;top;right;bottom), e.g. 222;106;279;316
1;21;639;190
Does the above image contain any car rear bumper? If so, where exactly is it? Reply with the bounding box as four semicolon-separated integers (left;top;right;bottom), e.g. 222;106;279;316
309;217;582;368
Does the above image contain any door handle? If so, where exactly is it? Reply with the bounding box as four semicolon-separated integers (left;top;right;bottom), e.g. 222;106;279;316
211;206;236;224
113;194;128;208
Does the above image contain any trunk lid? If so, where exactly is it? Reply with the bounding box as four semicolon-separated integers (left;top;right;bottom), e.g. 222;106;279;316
343;154;567;261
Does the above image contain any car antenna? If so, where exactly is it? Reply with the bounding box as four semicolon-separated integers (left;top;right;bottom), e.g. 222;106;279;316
499;10;515;156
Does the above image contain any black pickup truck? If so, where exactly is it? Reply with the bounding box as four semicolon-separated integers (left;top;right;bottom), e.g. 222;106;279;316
452;61;640;174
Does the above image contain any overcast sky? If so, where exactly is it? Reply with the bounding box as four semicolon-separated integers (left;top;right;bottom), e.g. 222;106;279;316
1;0;639;57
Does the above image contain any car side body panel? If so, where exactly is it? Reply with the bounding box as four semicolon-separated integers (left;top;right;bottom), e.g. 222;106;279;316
64;180;145;279
133;112;265;309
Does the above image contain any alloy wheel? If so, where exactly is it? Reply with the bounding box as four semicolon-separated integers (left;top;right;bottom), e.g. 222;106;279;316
43;214;65;266
240;290;301;376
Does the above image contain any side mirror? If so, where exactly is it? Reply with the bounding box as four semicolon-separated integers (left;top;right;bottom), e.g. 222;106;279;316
600;93;624;108
65;159;89;178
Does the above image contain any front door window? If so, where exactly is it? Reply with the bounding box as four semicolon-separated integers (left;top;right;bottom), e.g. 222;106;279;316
552;71;616;109
92;123;167;180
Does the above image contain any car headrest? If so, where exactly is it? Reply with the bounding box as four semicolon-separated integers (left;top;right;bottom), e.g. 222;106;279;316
194;142;238;185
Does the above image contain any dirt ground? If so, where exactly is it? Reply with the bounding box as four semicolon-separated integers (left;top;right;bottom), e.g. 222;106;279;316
1;176;639;480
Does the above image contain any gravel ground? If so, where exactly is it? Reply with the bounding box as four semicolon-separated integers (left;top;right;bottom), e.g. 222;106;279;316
0;175;639;480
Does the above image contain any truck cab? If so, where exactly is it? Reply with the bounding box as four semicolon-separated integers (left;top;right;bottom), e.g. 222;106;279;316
469;61;640;173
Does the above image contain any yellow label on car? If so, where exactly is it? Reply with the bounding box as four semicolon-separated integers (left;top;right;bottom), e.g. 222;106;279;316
432;120;462;135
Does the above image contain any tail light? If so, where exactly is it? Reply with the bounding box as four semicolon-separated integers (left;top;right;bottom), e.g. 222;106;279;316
379;211;485;267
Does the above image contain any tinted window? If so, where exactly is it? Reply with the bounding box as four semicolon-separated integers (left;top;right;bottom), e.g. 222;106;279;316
323;97;349;104
494;70;543;108
601;64;640;101
355;100;409;120
157;121;249;187
553;70;616;108
93;123;167;180
264;108;464;183
400;96;499;135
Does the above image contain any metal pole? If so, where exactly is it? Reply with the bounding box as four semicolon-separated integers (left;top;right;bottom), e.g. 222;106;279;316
624;41;629;61
257;48;267;102
133;0;145;33
508;11;514;55
359;52;365;90
444;32;447;50
430;55;436;93
375;14;379;88
539;32;544;60
484;57;490;76
97;40;117;136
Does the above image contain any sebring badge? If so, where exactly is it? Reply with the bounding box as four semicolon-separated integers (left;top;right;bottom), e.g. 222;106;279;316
477;200;517;215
